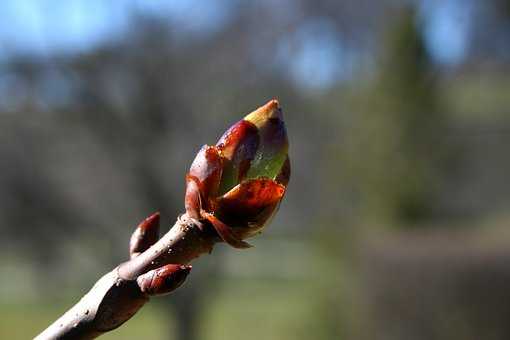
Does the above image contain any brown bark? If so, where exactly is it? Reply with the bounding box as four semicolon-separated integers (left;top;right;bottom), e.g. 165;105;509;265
35;214;221;340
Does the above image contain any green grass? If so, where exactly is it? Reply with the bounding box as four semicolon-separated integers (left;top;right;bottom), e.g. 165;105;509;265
0;277;341;340
0;300;169;340
200;278;338;340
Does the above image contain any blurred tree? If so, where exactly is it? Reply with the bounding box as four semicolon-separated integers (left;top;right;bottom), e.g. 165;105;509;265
464;0;510;62
340;7;450;226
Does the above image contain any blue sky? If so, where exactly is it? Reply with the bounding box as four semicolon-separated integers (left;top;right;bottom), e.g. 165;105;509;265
0;0;471;89
420;0;473;65
0;0;233;53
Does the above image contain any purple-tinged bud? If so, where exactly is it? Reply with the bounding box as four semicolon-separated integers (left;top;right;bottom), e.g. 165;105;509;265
130;212;160;259
137;264;192;296
184;99;290;248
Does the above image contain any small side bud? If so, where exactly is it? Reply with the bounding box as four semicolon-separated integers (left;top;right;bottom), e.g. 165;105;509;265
130;212;160;259
137;264;192;296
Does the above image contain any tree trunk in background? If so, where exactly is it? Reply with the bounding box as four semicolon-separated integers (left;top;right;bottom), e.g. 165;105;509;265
170;287;199;340
135;162;204;340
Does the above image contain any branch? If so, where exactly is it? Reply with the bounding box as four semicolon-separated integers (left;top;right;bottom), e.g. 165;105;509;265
36;99;290;339
36;213;220;340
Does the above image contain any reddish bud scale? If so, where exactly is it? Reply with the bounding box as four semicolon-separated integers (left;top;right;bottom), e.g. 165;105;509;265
217;119;259;162
188;145;223;200
216;120;259;193
216;179;285;240
218;179;284;223
184;176;203;220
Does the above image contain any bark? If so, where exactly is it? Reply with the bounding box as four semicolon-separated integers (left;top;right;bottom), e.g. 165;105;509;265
35;214;220;340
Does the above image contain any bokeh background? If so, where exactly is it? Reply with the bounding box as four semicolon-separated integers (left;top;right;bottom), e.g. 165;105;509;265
1;1;510;339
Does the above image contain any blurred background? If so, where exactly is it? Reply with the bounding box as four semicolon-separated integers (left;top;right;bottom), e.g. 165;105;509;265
1;0;510;339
